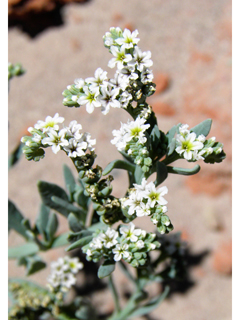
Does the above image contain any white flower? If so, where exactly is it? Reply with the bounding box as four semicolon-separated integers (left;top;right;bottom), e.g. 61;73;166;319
60;272;76;289
97;86;121;115
63;120;83;140
119;65;139;81
140;68;154;84
135;202;151;217
133;177;148;197
119;222;142;242
82;132;96;151
118;91;133;109
109;72;130;91
67;257;84;274
135;240;145;249
42;128;69;154
122;190;143;215
108;46;132;70
90;237;103;250
103;27;123;47
175;132;204;160
113;243;130;261
129;47;153;72
111;124;128;151
115;29;140;50
74;78;85;89
99;228;119;248
123;117;150;144
77;86;101;113
63;137;88;158
144;182;168;208
34;113;64;133
85;68;108;89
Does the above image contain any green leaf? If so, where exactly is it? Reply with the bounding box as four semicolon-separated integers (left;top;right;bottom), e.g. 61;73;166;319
45;212;58;242
8;200;28;239
190;119;212;137
35;203;50;238
51;232;69;248
66;236;93;251
87;222;108;232
18;255;46;276
102;159;135;176
167;164;201;175
68;213;84;232
128;286;170;318
98;260;115;279
8;143;23;169
155;162;168;186
52;196;85;216
68;230;93;243
8;242;39;259
63;164;76;201
134;165;145;184
37;181;70;217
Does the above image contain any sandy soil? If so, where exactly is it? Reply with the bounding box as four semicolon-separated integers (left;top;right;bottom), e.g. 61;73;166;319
8;1;232;319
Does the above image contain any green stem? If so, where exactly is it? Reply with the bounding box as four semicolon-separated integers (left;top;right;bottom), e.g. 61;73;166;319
118;261;137;287
109;274;121;314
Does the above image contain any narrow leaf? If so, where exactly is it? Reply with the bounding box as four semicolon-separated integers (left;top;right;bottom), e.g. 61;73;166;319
8;243;39;259
167;164;201;175
102;159;135;176
8;200;27;239
35;203;50;237
155;162;168;186
51;196;85;216
37;181;69;217
63;164;76;200
134;165;145;184
68;212;84;232
45;212;58;242
51;233;69;248
8;143;23;169
65;236;93;251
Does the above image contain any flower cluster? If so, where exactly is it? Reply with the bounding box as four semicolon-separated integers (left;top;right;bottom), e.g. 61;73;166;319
47;256;83;294
121;178;173;234
175;124;224;162
82;222;160;268
111;117;152;172
62;27;155;115
21;113;96;161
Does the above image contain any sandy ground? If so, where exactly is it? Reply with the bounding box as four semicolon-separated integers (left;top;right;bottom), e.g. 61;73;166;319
8;1;232;319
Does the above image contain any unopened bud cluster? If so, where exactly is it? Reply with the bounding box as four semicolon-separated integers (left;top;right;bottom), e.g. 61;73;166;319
82;222;160;268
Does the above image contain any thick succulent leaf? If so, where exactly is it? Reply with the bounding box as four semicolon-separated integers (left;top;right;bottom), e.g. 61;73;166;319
128;286;170;318
134;165;145;184
97;260;115;279
155;162;168;186
167;164;201;175
87;222;108;232
102;159;135;176
37;181;70;217
68;230;92;243
18;255;46;276
204;150;226;164
8;143;23;169
68;213;84;232
45;212;58;242
8;242;39;259
51;196;85;217
35;203;50;237
51;233;69;248
63;164;76;201
66;236;93;251
8;200;28;239
190;119;212;137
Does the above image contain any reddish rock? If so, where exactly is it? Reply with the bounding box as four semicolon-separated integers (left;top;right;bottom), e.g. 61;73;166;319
122;23;135;32
212;240;232;275
185;171;231;196
190;50;213;63
152;100;176;116
154;73;170;94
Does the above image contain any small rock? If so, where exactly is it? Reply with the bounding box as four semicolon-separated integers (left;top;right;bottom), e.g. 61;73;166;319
154;73;170;94
212;240;232;275
152;100;176;116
